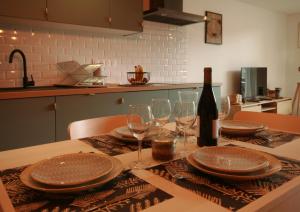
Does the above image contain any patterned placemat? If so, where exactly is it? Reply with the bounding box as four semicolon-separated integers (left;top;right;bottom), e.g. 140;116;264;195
81;135;152;156
222;130;300;148
148;155;300;211
0;166;173;212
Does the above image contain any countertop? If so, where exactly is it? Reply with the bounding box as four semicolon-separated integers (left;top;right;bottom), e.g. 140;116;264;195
0;83;222;100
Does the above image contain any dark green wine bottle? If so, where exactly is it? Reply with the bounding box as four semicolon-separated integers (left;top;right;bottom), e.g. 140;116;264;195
197;67;219;147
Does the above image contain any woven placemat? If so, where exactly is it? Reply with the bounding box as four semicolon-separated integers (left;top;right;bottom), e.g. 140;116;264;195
148;154;300;211
81;135;152;156
222;130;299;148
0;166;173;212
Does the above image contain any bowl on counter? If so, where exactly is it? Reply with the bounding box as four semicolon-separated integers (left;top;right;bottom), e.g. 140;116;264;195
127;72;150;85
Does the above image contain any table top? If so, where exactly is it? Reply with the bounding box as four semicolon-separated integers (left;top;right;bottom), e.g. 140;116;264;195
1;124;300;212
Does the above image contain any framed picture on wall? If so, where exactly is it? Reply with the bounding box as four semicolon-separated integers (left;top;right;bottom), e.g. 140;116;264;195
205;11;222;45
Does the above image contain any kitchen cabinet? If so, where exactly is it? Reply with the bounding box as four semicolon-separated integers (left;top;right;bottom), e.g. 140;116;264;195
47;0;110;28
0;0;142;33
110;0;143;32
56;90;168;141
55;92;125;141
0;0;46;21
123;90;168;108
168;87;221;111
0;97;55;151
0;85;221;150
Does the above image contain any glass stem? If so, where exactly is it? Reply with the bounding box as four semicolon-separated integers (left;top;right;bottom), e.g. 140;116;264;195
138;139;142;162
183;128;187;151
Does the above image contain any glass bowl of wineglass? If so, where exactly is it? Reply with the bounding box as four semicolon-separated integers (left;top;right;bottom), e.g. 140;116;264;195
173;101;196;156
151;98;171;136
127;104;153;169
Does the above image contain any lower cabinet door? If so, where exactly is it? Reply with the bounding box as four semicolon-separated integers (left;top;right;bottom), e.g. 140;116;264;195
55;93;126;141
122;90;169;110
168;86;221;111
0;97;55;151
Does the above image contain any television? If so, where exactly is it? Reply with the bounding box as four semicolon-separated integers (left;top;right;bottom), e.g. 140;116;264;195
240;67;267;101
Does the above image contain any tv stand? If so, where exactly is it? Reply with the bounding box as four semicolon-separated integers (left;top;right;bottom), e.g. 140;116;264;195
231;97;292;117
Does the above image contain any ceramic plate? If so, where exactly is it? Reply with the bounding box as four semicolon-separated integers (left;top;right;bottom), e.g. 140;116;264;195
220;120;265;135
21;156;123;193
192;146;269;173
115;126;159;138
31;153;113;186
187;150;281;181
110;127;159;142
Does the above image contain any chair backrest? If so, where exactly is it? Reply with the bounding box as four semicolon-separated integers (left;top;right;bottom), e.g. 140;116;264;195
233;111;300;134
68;114;128;139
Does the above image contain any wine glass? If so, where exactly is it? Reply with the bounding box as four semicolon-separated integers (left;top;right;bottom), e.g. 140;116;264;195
178;90;199;104
178;90;199;131
173;101;196;156
127;104;153;169
151;98;171;135
219;96;231;141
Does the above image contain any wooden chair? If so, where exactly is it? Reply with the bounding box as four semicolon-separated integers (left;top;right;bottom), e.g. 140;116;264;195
233;111;300;134
68;114;128;139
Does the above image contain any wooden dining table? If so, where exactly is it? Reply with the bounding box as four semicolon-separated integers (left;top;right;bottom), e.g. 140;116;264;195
1;123;300;212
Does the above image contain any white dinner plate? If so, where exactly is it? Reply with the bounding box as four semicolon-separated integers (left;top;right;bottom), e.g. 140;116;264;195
192;146;269;173
187;150;281;181
21;156;123;193
220;120;265;135
30;153;113;186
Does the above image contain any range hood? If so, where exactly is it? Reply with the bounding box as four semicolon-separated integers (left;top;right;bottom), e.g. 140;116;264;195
143;0;205;26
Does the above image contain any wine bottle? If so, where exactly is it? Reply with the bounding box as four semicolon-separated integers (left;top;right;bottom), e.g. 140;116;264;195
197;67;219;147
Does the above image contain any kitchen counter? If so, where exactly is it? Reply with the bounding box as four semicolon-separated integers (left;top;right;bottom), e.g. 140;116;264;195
0;83;221;100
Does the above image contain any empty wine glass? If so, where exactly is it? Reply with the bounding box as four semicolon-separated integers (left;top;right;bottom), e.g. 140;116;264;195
151;98;171;135
178;90;199;132
178;90;199;105
219;96;231;141
127;104;153;169
173;101;196;156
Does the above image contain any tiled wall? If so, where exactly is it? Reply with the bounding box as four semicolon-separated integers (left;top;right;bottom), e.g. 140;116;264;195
0;21;187;87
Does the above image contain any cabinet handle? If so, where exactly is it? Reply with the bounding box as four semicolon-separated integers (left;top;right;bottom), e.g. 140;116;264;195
117;98;125;104
139;21;144;29
44;7;48;19
108;17;112;24
88;93;95;96
51;103;57;111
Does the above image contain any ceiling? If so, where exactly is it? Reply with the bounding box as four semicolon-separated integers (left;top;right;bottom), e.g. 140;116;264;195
237;0;300;14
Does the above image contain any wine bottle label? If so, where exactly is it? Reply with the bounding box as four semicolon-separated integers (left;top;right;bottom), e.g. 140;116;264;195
196;116;219;139
212;119;219;139
196;116;200;137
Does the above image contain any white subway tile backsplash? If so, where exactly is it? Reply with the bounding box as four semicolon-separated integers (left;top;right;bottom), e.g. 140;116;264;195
0;22;187;87
0;80;15;87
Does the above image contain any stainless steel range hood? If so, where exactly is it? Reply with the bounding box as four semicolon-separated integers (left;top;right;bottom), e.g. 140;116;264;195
143;0;205;26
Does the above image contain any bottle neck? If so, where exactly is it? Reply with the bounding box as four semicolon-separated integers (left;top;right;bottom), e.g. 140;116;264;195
203;67;212;86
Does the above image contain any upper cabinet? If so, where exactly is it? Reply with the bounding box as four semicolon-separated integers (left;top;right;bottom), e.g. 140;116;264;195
0;0;143;33
110;0;143;32
0;0;46;20
47;0;110;28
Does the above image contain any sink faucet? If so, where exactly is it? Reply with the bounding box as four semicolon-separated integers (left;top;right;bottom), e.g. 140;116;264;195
9;49;35;88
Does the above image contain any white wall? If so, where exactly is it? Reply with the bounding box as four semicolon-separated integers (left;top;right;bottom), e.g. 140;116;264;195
286;13;300;97
183;0;288;97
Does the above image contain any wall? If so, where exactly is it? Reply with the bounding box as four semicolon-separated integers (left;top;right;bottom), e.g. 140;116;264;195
286;13;300;97
0;22;187;87
0;0;289;99
183;0;288;97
